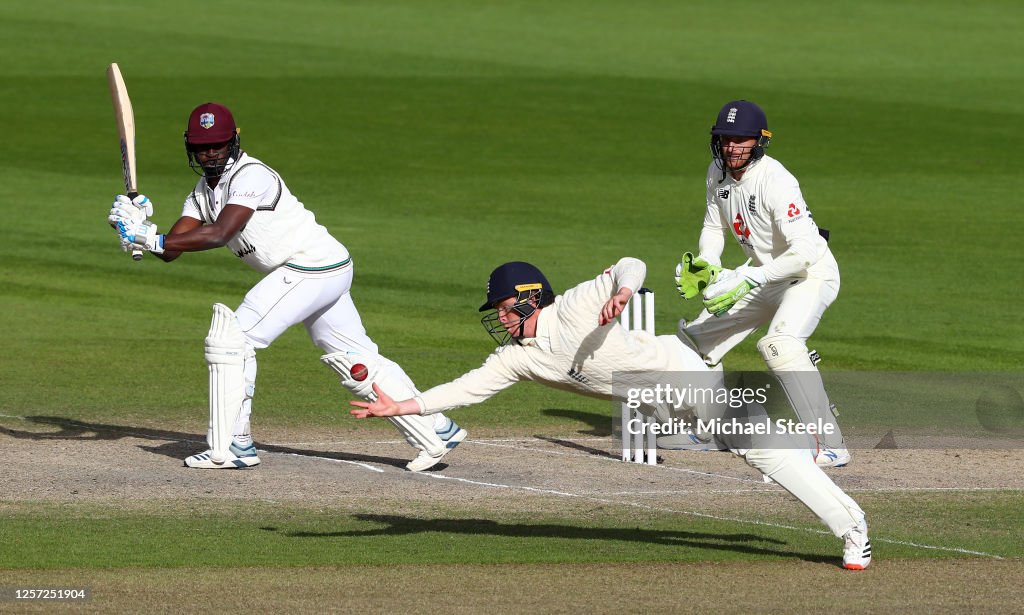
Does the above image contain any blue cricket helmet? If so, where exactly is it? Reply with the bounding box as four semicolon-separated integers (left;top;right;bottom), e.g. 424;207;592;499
709;100;773;173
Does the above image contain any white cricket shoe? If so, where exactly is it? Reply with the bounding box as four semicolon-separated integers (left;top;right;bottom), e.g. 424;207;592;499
815;446;851;468
406;419;467;472
184;440;262;469
842;520;872;570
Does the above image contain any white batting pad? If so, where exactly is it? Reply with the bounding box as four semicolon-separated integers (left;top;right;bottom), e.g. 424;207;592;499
321;351;444;457
757;334;844;448
205;303;248;464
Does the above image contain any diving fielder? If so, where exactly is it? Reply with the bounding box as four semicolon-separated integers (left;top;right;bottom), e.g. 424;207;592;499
109;102;466;471
350;258;871;569
675;100;850;467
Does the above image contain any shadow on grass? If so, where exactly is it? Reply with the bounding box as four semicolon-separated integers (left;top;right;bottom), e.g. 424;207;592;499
0;415;415;471
277;513;837;565
541;408;612;436
532;434;622;461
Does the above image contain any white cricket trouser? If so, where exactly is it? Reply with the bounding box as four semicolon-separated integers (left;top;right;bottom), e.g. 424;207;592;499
229;265;388;432
665;338;864;538
683;276;839;366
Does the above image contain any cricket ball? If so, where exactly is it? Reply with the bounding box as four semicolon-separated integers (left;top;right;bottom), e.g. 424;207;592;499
350;363;369;382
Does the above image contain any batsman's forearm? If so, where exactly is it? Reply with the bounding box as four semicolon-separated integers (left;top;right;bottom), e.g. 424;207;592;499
162;226;236;253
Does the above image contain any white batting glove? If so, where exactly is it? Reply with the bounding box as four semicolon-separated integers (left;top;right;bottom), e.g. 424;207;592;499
116;218;165;254
107;194;154;228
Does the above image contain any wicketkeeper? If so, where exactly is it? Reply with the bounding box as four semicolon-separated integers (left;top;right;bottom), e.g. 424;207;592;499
107;102;467;471
350;258;871;570
674;100;850;467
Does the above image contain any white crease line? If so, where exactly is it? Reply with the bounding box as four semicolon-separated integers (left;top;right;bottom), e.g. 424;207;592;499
467;439;762;484
264;436;761;485
423;474;580;498
279;452;383;473
417;471;1004;560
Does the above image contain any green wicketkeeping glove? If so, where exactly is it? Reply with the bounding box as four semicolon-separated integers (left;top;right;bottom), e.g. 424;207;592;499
674;252;722;299
702;262;766;316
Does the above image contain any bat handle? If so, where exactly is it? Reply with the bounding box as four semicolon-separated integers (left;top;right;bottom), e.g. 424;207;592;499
127;190;143;261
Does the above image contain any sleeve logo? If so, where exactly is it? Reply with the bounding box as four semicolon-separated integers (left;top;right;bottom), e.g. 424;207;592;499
787;203;801;218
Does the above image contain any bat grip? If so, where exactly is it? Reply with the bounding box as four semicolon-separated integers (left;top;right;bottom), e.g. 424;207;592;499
126;191;143;261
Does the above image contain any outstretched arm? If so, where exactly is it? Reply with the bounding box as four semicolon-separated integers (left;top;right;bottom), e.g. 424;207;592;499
350;383;423;418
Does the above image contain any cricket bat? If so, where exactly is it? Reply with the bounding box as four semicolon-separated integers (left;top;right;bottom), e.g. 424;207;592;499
106;62;143;261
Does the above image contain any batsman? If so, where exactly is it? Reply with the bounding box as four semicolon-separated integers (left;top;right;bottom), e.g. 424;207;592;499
674;100;849;467
107;103;467;471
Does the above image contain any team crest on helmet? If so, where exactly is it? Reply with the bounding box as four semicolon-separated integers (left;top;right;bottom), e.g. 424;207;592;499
200;113;215;129
726;107;738;123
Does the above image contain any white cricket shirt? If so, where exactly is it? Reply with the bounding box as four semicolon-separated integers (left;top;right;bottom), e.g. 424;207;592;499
415;258;708;414
699;155;839;283
181;152;350;275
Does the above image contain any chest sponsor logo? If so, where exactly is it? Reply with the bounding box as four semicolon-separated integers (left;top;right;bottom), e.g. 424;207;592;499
231;190;258;199
717;188;730;199
732;213;751;239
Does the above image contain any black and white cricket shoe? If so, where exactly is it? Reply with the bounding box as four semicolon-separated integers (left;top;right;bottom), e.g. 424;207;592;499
842;520;872;570
184;440;261;469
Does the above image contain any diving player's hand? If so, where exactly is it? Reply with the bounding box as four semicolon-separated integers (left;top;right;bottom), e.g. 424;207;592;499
600;287;633;326
350;383;403;418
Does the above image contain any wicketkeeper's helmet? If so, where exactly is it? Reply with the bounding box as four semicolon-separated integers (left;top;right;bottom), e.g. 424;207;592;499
184;102;242;178
709;100;772;173
479;261;555;346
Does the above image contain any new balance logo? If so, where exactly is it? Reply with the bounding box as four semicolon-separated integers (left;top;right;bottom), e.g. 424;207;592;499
717;189;730;199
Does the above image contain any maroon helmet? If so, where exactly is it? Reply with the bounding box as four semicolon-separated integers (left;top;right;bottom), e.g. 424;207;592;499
184;103;241;177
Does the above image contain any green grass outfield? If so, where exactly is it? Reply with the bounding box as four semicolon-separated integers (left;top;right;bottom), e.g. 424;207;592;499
1;0;1022;610
4;493;1022;569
